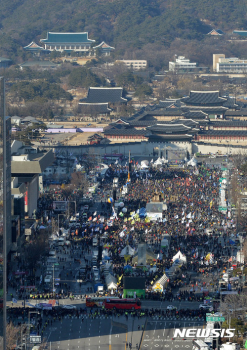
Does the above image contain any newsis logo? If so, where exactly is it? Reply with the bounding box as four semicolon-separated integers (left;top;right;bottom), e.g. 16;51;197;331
173;329;235;338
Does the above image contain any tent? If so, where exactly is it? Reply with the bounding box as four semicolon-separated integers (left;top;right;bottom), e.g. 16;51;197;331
187;157;198;167
141;160;149;166
105;274;117;290
140;163;149;169
172;251;187;264
152;273;169;292
120;245;135;257
153;158;163;166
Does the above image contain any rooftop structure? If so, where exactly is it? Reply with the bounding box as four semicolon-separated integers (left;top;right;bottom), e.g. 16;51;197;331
93;42;115;56
23;41;44;51
40;32;95;52
83;87;127;104
207;29;224;35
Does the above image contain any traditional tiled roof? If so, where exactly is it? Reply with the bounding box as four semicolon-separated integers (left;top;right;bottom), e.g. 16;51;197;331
209;121;247;128
148;134;193;141
207;29;224;35
147;123;192;134
40;32;95;44
23;41;44;50
182;106;228;112
183;110;208;119
78;102;111;114
222;97;238;109
83;87;127;104
93;41;115;50
233;30;247;37
104;128;149;136
170;119;199;128
158;99;184;108
182;91;227;105
201;130;247;137
225;110;247;116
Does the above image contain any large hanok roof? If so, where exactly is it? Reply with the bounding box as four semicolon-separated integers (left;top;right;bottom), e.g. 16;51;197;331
40;32;95;44
147;123;192;134
93;41;115;50
23;41;44;50
83;87;127;104
182;91;227;105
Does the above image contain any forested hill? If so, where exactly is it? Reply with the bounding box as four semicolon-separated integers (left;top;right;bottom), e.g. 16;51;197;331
0;0;247;59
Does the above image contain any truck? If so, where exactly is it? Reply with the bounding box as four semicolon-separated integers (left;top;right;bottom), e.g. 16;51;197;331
193;340;211;350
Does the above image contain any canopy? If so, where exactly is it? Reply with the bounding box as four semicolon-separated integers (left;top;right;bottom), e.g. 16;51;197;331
105;274;117;290
141;160;149;166
172;251;187;263
120;245;135;257
187;157;198;167
152;273;169;292
140;163;149;169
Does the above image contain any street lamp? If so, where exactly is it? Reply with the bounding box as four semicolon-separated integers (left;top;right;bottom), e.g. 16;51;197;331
53;263;60;296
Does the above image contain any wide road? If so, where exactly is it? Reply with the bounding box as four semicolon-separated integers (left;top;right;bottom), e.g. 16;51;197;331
42;313;205;350
141;319;204;350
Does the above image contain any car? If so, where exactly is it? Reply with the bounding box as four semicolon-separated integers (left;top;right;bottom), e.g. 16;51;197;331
84;205;89;211
199;304;213;310
62;305;77;310
167;305;177;310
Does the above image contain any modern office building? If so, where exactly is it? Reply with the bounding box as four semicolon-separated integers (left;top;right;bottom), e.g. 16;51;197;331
213;54;247;73
0;76;11;349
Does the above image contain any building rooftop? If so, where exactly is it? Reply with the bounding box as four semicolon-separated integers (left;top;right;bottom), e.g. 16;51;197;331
40;32;95;44
182;91;227;105
83;87;127;104
11;150;55;175
23;41;44;50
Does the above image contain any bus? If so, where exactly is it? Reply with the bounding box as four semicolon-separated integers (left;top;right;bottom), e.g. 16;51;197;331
86;296;118;307
104;298;141;310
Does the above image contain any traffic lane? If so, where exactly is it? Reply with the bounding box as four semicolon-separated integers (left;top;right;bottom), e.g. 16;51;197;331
111;325;127;350
141;320;204;349
142;300;202;310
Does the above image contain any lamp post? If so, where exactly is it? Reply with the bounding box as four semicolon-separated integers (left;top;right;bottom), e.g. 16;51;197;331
53;263;59;296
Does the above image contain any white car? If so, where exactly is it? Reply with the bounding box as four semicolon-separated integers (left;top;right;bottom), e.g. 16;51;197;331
199;304;213;310
62;305;77;310
167;305;177;310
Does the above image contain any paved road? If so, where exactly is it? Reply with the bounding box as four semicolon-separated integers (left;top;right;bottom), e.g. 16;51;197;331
141;319;204;350
41;315;205;350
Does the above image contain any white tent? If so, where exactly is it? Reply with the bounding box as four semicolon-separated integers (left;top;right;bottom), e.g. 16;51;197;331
140;163;149;169
153;158;163;166
172;251;187;264
120;245;135;257
187;157;198;167
141;160;149;166
105;274;117;290
152;273;169;292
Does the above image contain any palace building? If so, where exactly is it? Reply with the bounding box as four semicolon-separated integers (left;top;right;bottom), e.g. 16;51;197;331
40;32;95;52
